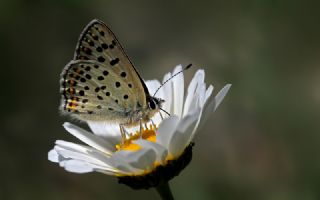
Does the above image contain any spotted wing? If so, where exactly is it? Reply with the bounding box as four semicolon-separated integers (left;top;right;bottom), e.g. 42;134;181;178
74;19;149;102
60;60;141;122
60;19;150;122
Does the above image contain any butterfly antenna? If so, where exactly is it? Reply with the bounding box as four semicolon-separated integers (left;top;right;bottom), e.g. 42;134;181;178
153;64;192;97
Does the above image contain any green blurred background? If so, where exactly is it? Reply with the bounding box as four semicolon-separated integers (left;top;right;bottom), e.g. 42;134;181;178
1;0;320;199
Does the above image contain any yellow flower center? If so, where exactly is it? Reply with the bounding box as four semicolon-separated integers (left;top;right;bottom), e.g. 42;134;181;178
115;124;157;151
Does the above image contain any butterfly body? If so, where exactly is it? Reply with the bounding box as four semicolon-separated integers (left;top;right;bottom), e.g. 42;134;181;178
60;19;164;127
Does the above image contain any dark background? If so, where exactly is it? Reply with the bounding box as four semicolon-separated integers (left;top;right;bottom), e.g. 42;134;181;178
2;0;320;199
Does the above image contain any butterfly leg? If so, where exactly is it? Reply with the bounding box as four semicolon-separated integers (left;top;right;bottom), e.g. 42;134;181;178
139;118;143;139
150;119;156;128
159;111;164;120
119;124;127;146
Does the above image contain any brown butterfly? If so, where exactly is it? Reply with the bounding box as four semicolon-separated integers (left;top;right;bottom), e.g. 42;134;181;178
60;19;164;128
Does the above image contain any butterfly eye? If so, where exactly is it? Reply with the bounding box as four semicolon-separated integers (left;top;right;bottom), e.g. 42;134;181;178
148;99;157;110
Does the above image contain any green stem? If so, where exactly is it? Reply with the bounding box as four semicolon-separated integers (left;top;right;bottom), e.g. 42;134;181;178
155;182;174;200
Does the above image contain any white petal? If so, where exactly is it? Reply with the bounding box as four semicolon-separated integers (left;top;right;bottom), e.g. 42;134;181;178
161;72;173;115
51;140;121;174
198;84;231;131
214;84;231;111
177;109;201;133
205;85;214;104
195;85;213;128
168;109;201;157
156;116;179;149
190;82;207;135
63;122;115;155
86;121;121;143
48;149;60;162
60;159;116;175
54;140;111;167
183;70;205;116
54;145;93;165
62;160;94;173
196;82;207;109
184;81;206;116
134;139;168;164
145;79;162;96
112;148;156;173
171;65;184;117
109;154;142;174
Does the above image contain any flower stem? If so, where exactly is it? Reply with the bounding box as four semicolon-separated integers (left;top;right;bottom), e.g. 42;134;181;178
155;182;174;200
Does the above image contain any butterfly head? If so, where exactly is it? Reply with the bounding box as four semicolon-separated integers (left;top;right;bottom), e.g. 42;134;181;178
144;96;165;120
147;96;164;111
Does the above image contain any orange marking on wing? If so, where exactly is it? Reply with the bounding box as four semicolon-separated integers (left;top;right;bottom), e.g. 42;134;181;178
66;99;78;110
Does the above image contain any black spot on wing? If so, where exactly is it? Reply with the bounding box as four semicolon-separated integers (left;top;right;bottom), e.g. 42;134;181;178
102;43;108;49
98;56;105;63
110;58;119;66
96;47;103;52
79;90;85;96
120;72;126;78
115;82;121;88
103;70;109;76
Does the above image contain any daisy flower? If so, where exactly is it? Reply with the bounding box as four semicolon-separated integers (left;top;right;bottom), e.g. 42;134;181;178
48;65;231;198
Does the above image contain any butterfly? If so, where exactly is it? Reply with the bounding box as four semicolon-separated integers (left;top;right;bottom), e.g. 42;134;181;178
60;19;164;127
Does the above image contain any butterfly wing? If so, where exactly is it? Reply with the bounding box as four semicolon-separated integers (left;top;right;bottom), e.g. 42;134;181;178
74;19;150;97
61;60;140;122
60;19;149;123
